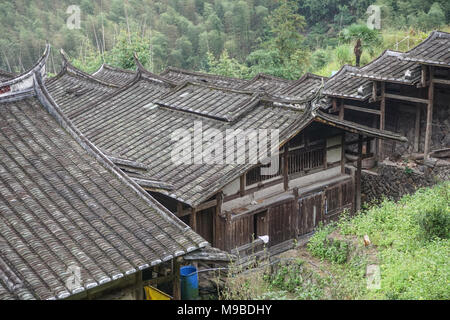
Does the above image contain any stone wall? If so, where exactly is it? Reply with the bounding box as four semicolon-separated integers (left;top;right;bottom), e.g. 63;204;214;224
361;160;449;204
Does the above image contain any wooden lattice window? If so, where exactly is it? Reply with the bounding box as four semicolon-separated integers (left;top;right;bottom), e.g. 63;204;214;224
287;144;325;175
246;155;282;186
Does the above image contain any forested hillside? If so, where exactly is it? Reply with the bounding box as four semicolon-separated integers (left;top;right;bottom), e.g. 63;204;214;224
0;0;449;78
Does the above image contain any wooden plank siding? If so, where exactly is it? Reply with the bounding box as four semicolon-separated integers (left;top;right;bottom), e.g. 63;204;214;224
219;177;354;252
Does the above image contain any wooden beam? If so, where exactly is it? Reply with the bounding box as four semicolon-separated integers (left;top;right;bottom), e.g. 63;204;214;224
384;93;428;104
143;274;175;286
177;202;183;216
432;78;450;85
190;208;197;232
177;207;193;218
355;135;363;212
372;81;378;101
283;144;289;191
414;104;421;152
424;66;434;159
196;199;217;212
239;174;245;196
135;271;143;300
421;65;427;87
225;211;232;251
215;191;224;247
172;258;181;300
293;187;299;238
344;104;381;115
341;133;345;174
378;82;386;160
345;136;374;146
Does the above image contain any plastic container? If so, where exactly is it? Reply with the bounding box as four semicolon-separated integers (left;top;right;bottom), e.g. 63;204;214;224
180;265;199;300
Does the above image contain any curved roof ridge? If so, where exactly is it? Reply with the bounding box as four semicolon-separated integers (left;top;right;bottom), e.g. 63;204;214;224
0;43;50;89
164;79;258;96
160;65;246;82
279;72;327;96
402;30;450;66
133;52;179;86
50;49;120;88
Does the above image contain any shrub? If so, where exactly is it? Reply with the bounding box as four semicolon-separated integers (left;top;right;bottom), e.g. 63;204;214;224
416;202;450;240
334;45;353;66
307;225;350;264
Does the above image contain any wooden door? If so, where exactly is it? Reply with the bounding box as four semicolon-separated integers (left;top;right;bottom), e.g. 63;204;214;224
254;210;269;238
269;200;295;246
197;208;214;245
298;192;323;236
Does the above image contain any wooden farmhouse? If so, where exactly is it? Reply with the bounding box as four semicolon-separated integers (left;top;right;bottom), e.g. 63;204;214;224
1;30;447;300
0;46;208;300
47;53;406;256
321;31;450;162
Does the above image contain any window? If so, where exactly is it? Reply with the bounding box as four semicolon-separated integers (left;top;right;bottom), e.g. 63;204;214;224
245;155;282;186
287;144;325;175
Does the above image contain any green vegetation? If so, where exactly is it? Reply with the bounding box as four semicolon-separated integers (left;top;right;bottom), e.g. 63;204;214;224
1;0;449;79
307;225;350;264
222;183;450;300
337;182;449;299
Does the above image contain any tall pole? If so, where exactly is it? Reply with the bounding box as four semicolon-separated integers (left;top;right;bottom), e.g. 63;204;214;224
424;66;434;159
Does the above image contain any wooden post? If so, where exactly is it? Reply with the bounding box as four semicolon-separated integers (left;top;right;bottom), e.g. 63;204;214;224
283;143;289;191
177;202;183;217
190;208;197;232
225;211;232;252
341;133;346;174
424;66;434;159
339;99;344;120
355;135;363;212
372;81;377;102
421;65;427;87
414;103;421;152
332;98;337;112
135;270;143;300
293;187;299;238
378;82;386;160
214;192;223;247
239;174;245;196
172;258;181;300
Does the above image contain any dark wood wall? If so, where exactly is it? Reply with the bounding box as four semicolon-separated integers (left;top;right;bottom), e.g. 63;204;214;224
214;178;354;252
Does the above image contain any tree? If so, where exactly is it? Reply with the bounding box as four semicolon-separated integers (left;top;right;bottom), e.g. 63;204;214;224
263;0;306;63
205;49;249;78
105;30;151;70
341;24;382;57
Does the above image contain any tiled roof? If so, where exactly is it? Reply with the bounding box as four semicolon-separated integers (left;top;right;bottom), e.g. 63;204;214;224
322;65;372;100
239;73;293;95
70;73;405;207
92;64;137;86
402;31;450;67
154;82;261;122
279;73;327;100
0;54;206;300
70;76;310;207
313;110;408;142
350;50;422;85
160;66;248;89
46;55;119;116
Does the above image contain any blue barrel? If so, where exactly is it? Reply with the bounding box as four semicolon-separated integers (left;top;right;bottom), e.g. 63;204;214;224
180;265;199;300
